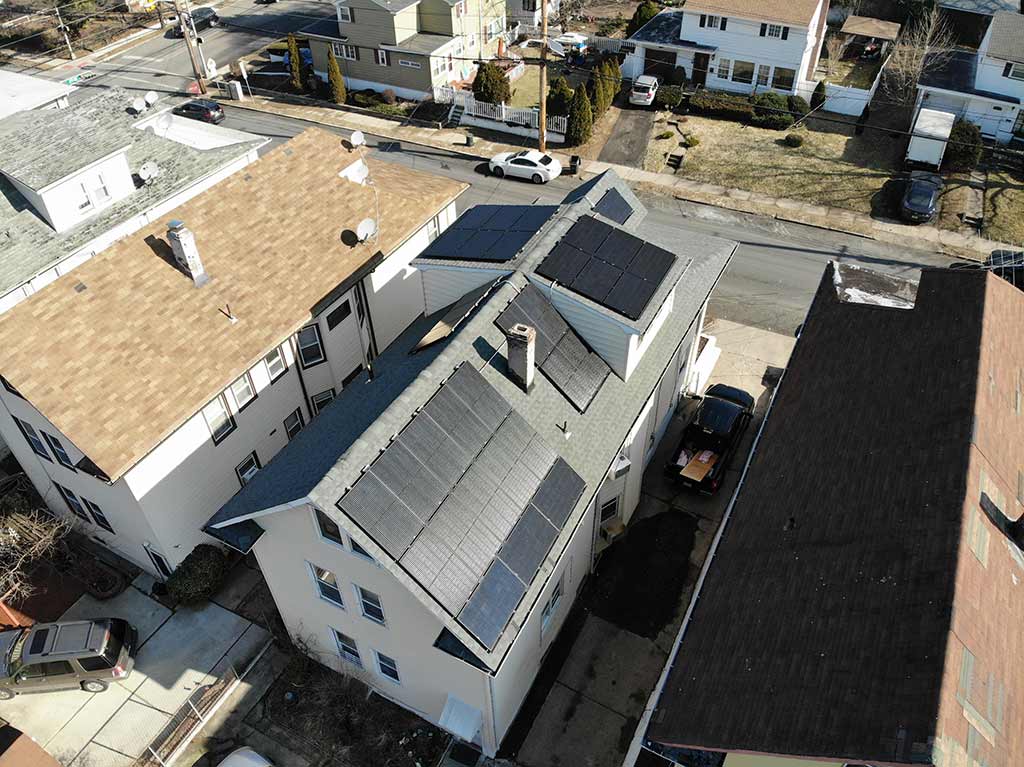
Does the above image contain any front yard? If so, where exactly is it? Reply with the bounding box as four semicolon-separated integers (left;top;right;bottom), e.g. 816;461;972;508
661;112;906;216
984;169;1024;243
508;46;592;108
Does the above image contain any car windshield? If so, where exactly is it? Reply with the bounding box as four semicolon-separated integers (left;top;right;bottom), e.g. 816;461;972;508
696;399;741;436
539;155;553;166
633;85;651;94
908;184;935;206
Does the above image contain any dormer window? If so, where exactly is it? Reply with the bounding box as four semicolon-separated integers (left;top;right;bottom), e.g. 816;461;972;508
90;175;111;204
76;183;92;212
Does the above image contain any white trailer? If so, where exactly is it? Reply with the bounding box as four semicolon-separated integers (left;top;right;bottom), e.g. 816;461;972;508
906;108;955;168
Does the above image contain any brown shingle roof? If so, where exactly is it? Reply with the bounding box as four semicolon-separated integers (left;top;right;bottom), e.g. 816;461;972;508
647;265;1024;767
684;0;822;27
0;128;466;480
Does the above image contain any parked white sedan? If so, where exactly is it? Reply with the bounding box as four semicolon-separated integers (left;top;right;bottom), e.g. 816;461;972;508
489;150;562;184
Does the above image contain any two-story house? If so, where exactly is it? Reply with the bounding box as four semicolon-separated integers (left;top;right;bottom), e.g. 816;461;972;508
304;0;506;100
916;10;1024;145
507;0;557;31
623;0;828;95
0;128;466;579
0;70;75;120
204;172;736;758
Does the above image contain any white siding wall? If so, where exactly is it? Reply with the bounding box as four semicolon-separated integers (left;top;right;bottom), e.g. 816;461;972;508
624;289;673;380
420;266;510;315
977;57;1024;101
252;504;494;747
37;153;135;233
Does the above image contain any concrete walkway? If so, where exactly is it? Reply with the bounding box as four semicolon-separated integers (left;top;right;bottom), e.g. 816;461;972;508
217;91;1015;262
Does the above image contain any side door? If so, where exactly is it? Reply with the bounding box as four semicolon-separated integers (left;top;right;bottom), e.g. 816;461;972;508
16;660;79;692
509;157;537;179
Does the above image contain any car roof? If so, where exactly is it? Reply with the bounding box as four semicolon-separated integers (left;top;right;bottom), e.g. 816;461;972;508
513;149;545;161
189;99;220;108
22;620;109;662
695;396;743;435
636;75;658;85
193;6;216;14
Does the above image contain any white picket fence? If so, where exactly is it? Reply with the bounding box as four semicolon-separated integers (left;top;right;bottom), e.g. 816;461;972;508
434;85;568;136
585;35;636;55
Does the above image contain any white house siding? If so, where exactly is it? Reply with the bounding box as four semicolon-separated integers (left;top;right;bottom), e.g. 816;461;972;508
34;153;135;233
916;87;1021;144
125;341;310;569
251;504;496;749
624;289;674;380
420;265;511;315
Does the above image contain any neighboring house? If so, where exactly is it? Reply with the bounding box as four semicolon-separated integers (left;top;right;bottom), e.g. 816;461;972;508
636;264;1024;767
0;88;267;314
507;0;558;30
623;0;828;94
938;0;1020;19
915;11;1024;145
0;71;75;120
204;172;735;757
0;128;466;579
303;0;506;100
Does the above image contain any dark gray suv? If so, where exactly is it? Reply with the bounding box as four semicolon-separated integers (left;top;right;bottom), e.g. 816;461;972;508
0;618;138;699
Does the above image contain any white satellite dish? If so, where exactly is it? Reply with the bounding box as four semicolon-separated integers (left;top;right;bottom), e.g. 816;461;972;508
131;96;147;114
144;90;159;107
156;112;174;132
349;130;365;148
139;161;161;182
547;38;566;57
356;217;377;242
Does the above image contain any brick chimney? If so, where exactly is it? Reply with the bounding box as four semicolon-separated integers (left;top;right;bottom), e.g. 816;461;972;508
167;220;208;288
506;323;536;392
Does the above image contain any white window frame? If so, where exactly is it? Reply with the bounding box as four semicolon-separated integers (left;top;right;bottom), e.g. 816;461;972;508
338;5;352;22
771;66;796;90
83;498;114;534
716;58;731;80
334;629;362;666
202;393;236;444
600;497;619;522
426;215;440;242
229;372;256;411
310;563;345;607
355;584;386;624
14;418;49;461
297;324;326;368
766;23;783;38
75;183;93;212
375;650;401;684
399;59;421;69
90;174;111;204
284;408;304;441
314;508;346;548
541;573;564;635
333;42;358;60
55;483;89;521
311;389;335;415
264;346;287;382
42;432;76;471
375;49;389;66
235;451;261;487
731;59;755;85
349;537;376;563
706;14;720;28
756;64;771;87
1008;62;1024;81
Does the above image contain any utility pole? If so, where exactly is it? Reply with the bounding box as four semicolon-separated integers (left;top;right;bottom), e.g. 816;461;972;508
537;0;548;152
172;0;207;94
53;5;75;60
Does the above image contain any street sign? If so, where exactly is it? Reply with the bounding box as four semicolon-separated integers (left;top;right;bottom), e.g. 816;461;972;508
205;57;217;77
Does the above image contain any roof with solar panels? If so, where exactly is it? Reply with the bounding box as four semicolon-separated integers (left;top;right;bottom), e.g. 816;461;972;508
207;170;736;669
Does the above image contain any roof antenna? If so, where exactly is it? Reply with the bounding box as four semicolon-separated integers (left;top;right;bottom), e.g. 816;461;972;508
557;420;572;440
220;304;237;323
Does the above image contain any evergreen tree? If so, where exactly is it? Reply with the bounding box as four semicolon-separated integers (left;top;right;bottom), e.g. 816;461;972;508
473;62;511;104
601;58;619;107
287;33;303;92
566;85;593;146
811;79;827;110
546;76;574;116
625;0;660;36
328;49;347;105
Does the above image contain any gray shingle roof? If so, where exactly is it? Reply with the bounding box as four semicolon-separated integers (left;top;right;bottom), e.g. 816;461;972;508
209;171;736;667
986;11;1024;63
383;32;453;54
0;88;265;298
938;0;1019;15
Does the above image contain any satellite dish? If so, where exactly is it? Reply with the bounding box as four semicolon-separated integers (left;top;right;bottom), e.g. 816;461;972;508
139;161;161;182
144;91;159;106
350;130;365;148
131;97;147;114
356;218;377;242
547;38;566;57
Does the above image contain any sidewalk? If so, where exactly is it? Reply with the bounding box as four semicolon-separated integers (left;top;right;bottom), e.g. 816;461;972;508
220;90;1014;261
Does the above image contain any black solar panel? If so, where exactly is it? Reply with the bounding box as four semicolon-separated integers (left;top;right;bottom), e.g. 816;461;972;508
534;216;677;321
497;506;559;582
458;560;526;650
418;205;557;264
594;188;634;225
531;457;587;528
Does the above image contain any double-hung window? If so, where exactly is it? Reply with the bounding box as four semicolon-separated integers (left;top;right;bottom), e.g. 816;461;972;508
375;651;400;683
375;49;390;66
338;5;352;22
356;585;386;624
235;451;261;487
716;58;731;80
426;215;440;242
1005;62;1024;81
90;175;111;204
76;183;92;212
83;498;114;534
43;432;76;470
203;394;236;444
264;346;287;382
771;66;796;90
731;60;755;85
311;389;335;415
766;23;783;38
229;372;256;411
297;325;326;368
14;417;50;461
284;408;304;441
333;43;358;60
311;564;344;606
55;483;89;521
334;630;362;666
600;497;619;522
756;64;771;87
541;573;564;634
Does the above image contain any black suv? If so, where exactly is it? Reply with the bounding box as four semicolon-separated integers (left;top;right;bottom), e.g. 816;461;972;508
172;6;219;38
172;99;226;124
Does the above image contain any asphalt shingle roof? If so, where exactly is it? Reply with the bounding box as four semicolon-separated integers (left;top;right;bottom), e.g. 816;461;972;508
647;264;1024;767
986;11;1024;63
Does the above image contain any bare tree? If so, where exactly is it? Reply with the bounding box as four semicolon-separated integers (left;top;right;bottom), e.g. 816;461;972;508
0;491;71;608
825;33;852;77
881;6;955;105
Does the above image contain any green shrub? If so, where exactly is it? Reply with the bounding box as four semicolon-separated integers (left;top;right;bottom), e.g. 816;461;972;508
943;118;983;171
371;103;407;116
680;133;700;148
597;16;626;36
668;66;687;85
287;33;302;92
565;85;593;146
352;90;382;108
655;130;674;139
751;92;794;129
811;79;827;109
546;76;574;116
689;90;754;121
166;544;229;605
625;0;660;36
654;84;683;109
473;61;511;104
787;95;810;116
784;132;804;147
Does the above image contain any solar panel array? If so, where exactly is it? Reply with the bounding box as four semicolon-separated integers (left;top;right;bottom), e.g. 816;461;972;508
496;284;610;412
337;363;586;650
593;188;633;225
535;216;677;321
419;205;558;263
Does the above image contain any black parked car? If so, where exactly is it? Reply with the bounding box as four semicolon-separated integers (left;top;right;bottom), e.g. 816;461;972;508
900;171;943;224
172;99;226;124
666;384;755;494
172;6;218;38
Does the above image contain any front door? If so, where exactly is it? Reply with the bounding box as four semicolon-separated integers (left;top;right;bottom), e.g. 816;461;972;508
693;53;709;86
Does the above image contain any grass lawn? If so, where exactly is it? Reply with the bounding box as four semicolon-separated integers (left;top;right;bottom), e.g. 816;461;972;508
674;113;905;216
984;169;1024;243
508;46;591;108
816;57;882;90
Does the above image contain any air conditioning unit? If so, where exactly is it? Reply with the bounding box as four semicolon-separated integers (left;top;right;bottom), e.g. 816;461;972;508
610;454;630;480
600;518;626;545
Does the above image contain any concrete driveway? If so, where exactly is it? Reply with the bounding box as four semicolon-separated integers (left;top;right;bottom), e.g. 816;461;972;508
0;577;269;767
597;108;655;168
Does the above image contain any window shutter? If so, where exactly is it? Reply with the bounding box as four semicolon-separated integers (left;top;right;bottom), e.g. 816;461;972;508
699;14;706;26
1004;61;1013;77
760;23;767;36
385;50;391;65
353;45;360;60
781;26;789;40
349;7;355;21
720;16;727;30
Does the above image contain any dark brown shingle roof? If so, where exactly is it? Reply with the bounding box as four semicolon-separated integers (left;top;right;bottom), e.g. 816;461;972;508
647;265;1024;766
